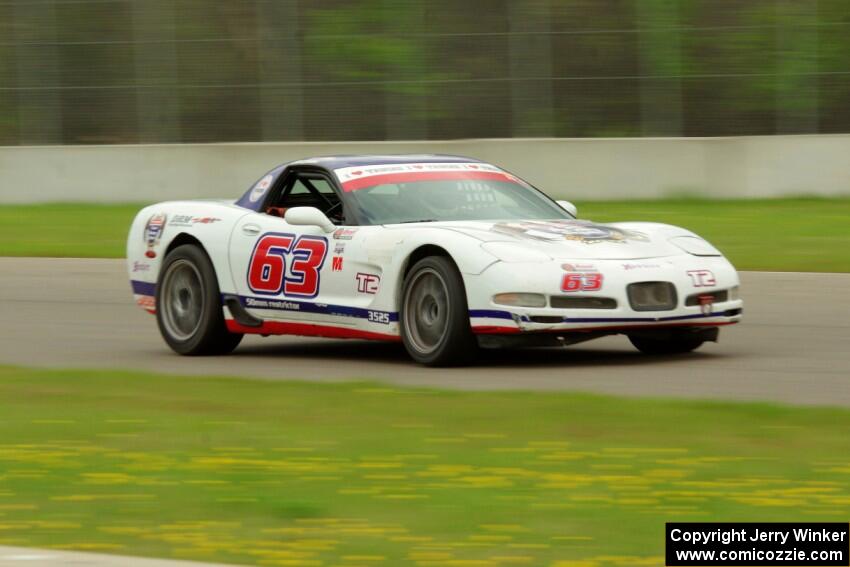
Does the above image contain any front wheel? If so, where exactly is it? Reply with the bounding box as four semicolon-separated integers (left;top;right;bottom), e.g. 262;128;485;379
628;331;708;355
400;256;478;366
156;244;243;355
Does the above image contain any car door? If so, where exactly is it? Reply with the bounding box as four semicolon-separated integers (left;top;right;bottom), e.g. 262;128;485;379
228;169;354;325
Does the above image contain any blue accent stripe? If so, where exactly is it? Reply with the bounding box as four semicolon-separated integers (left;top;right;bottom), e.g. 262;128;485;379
136;283;733;326
469;308;734;324
131;280;156;296
130;279;400;324
232;294;399;323
468;309;514;320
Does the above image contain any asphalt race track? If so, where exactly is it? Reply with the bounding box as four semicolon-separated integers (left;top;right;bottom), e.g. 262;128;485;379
0;545;230;566
1;258;848;407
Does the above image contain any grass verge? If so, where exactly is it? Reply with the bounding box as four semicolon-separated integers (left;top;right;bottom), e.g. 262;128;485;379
582;197;850;273
0;365;848;565
0;199;849;271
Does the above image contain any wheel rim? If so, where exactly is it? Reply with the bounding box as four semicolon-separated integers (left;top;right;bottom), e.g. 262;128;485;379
161;259;205;341
403;267;450;355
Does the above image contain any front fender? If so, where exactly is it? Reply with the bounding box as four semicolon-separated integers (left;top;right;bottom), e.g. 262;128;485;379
367;227;499;276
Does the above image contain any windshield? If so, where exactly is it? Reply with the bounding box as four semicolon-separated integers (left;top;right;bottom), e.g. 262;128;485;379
335;163;572;225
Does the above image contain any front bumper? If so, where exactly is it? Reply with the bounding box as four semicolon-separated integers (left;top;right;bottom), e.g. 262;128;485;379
466;256;743;335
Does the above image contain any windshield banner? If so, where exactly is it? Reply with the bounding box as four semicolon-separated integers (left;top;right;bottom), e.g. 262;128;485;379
334;162;518;192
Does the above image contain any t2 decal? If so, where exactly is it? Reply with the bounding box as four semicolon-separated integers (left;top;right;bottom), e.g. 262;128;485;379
686;269;716;287
356;272;380;294
248;233;328;298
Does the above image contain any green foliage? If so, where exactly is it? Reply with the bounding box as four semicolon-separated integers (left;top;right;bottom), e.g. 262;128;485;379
306;1;440;96
4;0;849;143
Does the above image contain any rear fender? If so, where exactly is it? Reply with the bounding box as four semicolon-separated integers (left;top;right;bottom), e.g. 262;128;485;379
126;202;250;312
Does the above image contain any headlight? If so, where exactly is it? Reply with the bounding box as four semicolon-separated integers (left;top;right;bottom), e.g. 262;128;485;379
728;285;739;300
669;236;722;256
481;242;551;263
493;293;547;308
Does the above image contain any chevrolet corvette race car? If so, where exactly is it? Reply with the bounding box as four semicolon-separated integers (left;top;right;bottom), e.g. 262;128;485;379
127;155;742;365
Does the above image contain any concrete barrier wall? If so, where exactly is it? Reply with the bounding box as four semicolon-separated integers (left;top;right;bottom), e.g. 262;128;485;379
1;135;848;204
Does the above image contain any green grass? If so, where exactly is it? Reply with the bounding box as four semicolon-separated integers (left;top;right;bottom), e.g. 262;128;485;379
0;204;138;259
1;366;849;566
0;198;849;271
579;197;850;273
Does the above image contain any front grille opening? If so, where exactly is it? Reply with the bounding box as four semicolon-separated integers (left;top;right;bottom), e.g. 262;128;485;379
685;289;729;306
627;281;677;311
550;296;618;309
529;315;564;324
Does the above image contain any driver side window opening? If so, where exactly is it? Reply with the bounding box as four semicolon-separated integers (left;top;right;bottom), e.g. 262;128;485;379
265;172;345;225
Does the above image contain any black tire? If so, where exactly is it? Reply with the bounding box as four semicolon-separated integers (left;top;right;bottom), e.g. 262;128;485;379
156;244;243;355
400;256;478;366
628;331;706;355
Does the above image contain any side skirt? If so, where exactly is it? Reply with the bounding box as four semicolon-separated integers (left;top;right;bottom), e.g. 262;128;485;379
225;319;401;342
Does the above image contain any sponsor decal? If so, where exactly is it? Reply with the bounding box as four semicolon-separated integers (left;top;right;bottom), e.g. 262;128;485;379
132;261;151;273
143;213;167;258
170;215;222;227
492;220;649;244
687;269;716;287
334;162;512;192
192;216;221;224
561;263;597;272
333;242;346;254
335;162;502;183
622;262;661;271
561;272;604;292
169;214;194;227
333;228;358;240
249;174;274;203
247;232;328;298
244;297;301;311
332;256;343;272
356;272;380;294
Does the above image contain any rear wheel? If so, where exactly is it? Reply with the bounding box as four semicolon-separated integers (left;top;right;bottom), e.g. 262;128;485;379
156;244;243;355
400;256;478;366
628;331;707;355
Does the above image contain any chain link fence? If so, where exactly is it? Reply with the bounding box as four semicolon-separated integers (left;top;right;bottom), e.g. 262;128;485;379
0;0;848;145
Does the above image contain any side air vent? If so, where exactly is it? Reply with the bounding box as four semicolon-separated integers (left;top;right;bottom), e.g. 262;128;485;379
550;296;618;309
685;289;729;306
529;315;564;324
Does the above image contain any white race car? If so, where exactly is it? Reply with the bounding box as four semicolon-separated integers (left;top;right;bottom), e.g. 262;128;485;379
127;155;742;365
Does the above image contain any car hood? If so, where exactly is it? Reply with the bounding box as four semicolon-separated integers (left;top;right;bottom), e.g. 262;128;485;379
386;219;696;260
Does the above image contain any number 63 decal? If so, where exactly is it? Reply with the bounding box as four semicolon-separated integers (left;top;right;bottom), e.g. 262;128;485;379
561;272;603;292
248;233;328;298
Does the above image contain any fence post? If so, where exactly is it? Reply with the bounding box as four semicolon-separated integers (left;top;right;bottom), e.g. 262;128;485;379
508;0;554;137
775;0;819;134
382;0;428;141
257;0;304;141
131;0;181;143
636;0;683;136
13;0;62;144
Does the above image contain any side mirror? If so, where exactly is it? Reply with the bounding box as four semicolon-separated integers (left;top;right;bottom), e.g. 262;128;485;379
557;200;578;217
284;207;336;233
